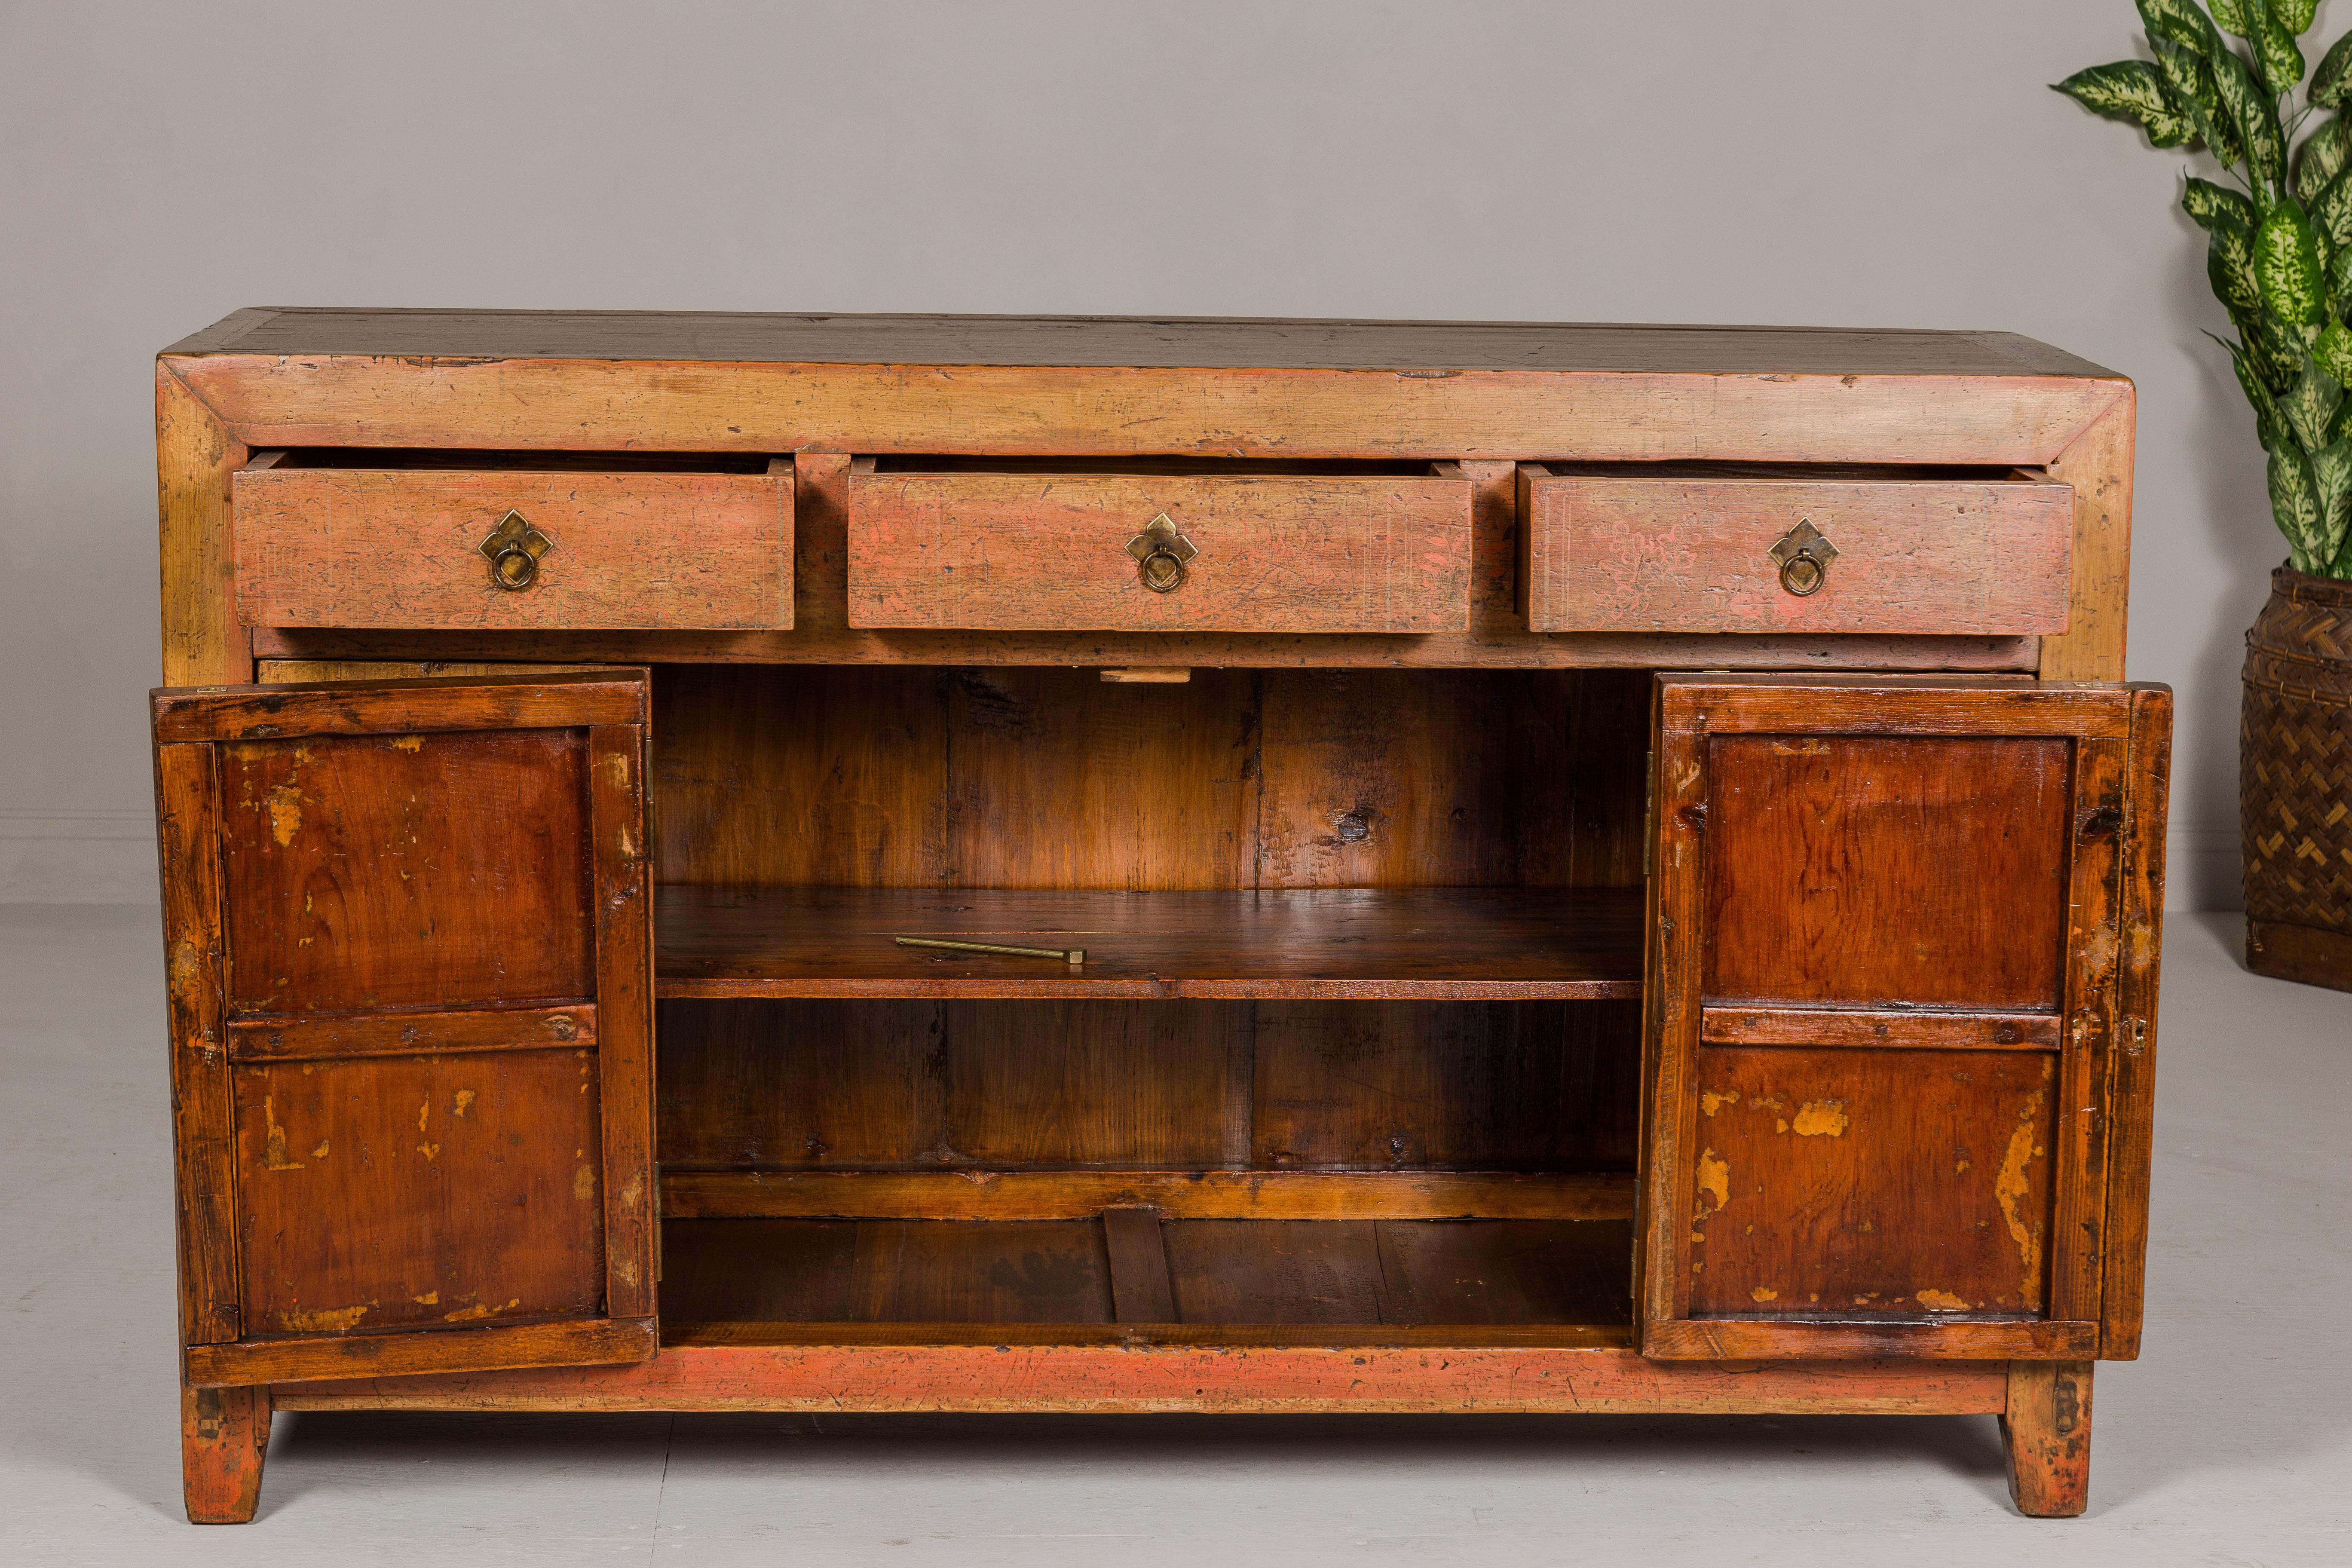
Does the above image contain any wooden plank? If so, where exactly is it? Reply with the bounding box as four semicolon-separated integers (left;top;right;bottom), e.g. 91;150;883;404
1699;1007;2061;1050
847;1221;1113;1323
1656;675;2134;740
157;361;251;688
1373;1219;1632;1328
660;1170;1635;1222
268;1341;2012;1415
1521;467;2072;634
1642;1319;2097;1361
2103;690;2171;1358
256;659;615;682
187;1316;655;1387
2039;389;2136;681
1161;1220;1386;1324
847;467;1471;632
662;1322;1633;1349
1103;1207;1178;1323
589;725;657;1319
655;998;946;1167
661;1219;858;1324
2049;734;2130;1328
165;309;2122;377
2003;1360;2095;1516
155;746;238;1345
151;672;646;743
652;886;1645;1000
181;1383;271;1525
228;1004;596;1061
233;465;793;630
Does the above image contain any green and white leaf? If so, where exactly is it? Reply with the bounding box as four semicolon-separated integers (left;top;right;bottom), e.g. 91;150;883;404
2315;31;2352;107
2310;166;2352;251
2245;0;2307;87
2211;218;2266;319
2250;317;2309;391
2054;61;2197;144
2226;334;2286;448
2257;199;2328;325
2315;438;2352;565
2274;0;2317;34
2212;0;2250;34
2315;321;2352;386
2157;42;2236;160
2187;175;2261;231
2269;439;2330;568
2210;44;2287;184
2281;358;2344;449
2140;0;2223;51
2297;116;2352;205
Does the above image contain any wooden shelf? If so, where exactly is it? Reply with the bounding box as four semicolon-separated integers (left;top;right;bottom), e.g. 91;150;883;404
659;1212;1635;1347
654;885;1644;1000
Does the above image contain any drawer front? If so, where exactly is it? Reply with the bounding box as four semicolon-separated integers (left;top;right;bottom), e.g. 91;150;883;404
846;466;1474;632
233;462;793;630
1518;467;2072;635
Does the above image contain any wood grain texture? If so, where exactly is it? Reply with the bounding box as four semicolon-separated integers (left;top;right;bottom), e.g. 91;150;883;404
652;886;1645;999
153;672;647;743
660;1170;1635;1222
2003;1360;2094;1516
216;728;593;1015
181;1383;270;1525
2039;388;2135;681
590;726;658;1317
1641;1319;2096;1361
2100;689;2171;1358
157;361;251;687
233;463;793;630
1519;465;2072;634
230;1049;607;1338
847;466;1471;632
155;744;239;1345
1699;1007;2061;1050
188;1317;655;1387
1702;735;2072;1009
1684;1047;2058;1319
269;1341;2011;1415
227;1004;596;1062
1102;1207;1179;1323
1654;674;2136;740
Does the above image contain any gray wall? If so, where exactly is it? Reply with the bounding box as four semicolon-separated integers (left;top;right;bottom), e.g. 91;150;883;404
0;0;2274;906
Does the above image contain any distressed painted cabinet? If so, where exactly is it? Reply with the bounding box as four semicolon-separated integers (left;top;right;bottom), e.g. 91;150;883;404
152;312;2168;1523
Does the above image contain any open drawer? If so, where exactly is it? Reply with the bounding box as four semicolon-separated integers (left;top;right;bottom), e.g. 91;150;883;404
1517;462;2072;635
232;450;794;630
845;457;1475;632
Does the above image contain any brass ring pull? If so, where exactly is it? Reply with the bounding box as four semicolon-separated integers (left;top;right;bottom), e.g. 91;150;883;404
1126;512;1197;594
1767;519;1838;599
479;510;554;593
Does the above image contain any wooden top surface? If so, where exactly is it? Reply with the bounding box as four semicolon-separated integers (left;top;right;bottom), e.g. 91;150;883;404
165;309;2117;378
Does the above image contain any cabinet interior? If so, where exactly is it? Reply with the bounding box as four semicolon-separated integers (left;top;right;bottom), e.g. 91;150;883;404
647;663;1651;1344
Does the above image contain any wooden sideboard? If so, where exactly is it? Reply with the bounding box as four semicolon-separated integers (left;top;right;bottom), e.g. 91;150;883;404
151;310;2170;1523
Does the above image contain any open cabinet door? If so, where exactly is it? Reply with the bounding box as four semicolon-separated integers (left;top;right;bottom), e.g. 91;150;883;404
154;674;656;1384
1638;675;2170;1361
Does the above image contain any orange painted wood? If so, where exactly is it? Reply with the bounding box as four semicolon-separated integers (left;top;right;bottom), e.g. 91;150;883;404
845;465;1472;632
1517;463;2072;634
152;672;646;743
1641;1320;2096;1361
181;1383;270;1524
1640;674;2157;1363
267;1341;2010;1415
2003;1360;2094;1516
187;1317;655;1387
652;886;1644;1000
154;743;239;1345
1698;1006;2061;1050
230;1048;607;1338
1684;1047;2058;1319
2101;689;2173;1358
232;461;793;630
227;1004;596;1062
659;1170;1636;1223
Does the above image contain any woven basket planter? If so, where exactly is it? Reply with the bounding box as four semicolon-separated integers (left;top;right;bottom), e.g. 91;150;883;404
2242;564;2352;991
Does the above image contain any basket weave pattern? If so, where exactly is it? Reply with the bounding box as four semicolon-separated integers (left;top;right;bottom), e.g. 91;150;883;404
2242;567;2352;934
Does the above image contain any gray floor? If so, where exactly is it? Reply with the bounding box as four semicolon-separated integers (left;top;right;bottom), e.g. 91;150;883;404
0;906;2343;1565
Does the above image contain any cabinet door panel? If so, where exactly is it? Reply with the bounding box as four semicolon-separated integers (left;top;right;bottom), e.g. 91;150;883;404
155;673;655;1385
1640;674;2169;1362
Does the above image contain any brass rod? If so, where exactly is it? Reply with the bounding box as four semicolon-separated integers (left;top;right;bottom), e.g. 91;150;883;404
895;935;1086;965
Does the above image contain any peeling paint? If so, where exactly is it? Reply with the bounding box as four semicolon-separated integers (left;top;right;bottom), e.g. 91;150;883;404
443;1297;520;1323
619;1170;644;1209
1695;1148;1730;1217
412;1291;439;1305
452;1089;477;1118
1700;1090;1738;1118
309;1140;329;1159
389;734;422;752
615;1256;639;1287
279;1302;369;1333
574;1165;597;1200
418;1100;430;1132
260;1097;303;1170
1792;1100;1850;1138
1996;1088;2048;1286
1750;1287;1779;1303
417;1142;439;1159
1917;1288;1970;1311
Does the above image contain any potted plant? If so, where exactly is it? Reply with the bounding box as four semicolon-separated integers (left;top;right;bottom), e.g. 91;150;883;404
2060;0;2352;989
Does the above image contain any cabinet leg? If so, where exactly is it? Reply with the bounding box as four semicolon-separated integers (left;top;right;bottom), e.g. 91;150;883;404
182;1383;272;1524
2000;1360;2092;1517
